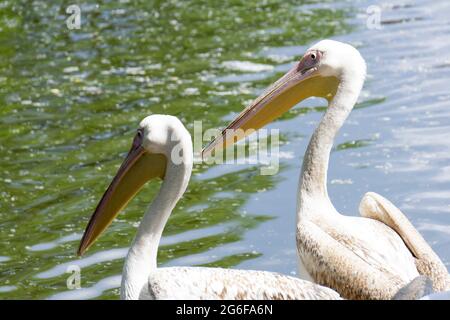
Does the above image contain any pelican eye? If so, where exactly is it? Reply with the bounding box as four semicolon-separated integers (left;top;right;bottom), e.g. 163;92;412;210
297;50;321;74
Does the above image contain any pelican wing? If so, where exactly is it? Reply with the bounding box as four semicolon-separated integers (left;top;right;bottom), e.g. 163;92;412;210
359;192;450;291
142;267;341;300
297;218;414;299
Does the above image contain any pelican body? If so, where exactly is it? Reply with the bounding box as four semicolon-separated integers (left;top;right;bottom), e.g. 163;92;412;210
78;115;341;300
203;40;450;299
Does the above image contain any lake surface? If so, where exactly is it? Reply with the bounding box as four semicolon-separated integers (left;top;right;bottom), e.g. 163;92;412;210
1;0;449;299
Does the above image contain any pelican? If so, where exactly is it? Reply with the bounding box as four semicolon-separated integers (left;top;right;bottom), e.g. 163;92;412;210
203;40;450;299
77;114;341;300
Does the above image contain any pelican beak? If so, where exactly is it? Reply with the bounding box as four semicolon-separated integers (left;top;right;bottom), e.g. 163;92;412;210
77;130;167;256
202;63;339;158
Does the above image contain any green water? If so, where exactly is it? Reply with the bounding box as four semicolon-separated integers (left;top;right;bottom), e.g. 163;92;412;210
0;0;351;299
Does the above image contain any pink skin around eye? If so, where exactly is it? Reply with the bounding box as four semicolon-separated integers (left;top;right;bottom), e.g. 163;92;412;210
296;50;321;73
131;129;144;151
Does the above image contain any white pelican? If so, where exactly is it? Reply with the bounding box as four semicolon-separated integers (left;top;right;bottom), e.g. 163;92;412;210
77;114;342;300
203;40;450;299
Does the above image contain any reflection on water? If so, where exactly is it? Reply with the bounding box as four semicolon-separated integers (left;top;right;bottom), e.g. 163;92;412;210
1;0;450;299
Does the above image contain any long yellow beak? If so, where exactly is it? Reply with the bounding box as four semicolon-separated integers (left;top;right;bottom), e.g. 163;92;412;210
202;63;339;158
78;130;167;255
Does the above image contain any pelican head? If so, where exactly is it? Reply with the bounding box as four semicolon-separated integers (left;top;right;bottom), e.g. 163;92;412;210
202;39;366;157
78;115;191;255
307;40;366;80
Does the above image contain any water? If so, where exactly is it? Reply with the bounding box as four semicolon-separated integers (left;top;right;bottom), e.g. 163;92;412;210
0;0;449;299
